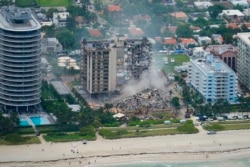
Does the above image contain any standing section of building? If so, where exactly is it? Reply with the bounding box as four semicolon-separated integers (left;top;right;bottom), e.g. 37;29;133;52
80;35;152;96
237;32;250;90
188;54;237;103
0;6;42;112
81;39;112;96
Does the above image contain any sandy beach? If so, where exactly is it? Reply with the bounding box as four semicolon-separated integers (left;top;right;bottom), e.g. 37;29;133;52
1;129;250;166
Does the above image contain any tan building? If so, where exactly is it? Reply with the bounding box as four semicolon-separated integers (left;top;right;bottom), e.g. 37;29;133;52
80;35;152;96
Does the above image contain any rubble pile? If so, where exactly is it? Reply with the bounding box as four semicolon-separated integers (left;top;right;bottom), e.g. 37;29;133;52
115;88;169;113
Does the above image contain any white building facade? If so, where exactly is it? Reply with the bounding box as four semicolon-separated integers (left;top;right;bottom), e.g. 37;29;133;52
0;6;42;112
188;54;238;103
237;32;250;90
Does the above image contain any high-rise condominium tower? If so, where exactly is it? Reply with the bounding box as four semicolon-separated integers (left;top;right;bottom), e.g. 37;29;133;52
0;6;41;112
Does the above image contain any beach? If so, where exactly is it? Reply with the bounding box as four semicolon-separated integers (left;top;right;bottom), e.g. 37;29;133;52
1;129;250;166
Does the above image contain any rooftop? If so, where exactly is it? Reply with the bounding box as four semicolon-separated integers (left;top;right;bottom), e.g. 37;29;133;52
237;32;250;46
179;38;196;44
0;6;41;31
170;12;188;18
164;37;177;44
50;81;70;95
128;27;144;36
88;29;102;37
222;10;245;16
191;55;235;74
108;4;121;12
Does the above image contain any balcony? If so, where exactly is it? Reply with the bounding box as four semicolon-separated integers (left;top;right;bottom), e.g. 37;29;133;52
0;70;41;78
0;36;40;43
0;98;40;106
0;85;40;92
0;80;40;87
0;31;40;38
0;46;40;53
0;89;40;97
0;55;40;63
0;75;41;82
0;51;41;58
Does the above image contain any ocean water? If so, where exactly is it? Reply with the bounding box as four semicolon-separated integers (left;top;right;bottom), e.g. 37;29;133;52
101;157;250;167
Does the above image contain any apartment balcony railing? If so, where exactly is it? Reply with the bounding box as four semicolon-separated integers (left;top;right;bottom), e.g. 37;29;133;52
0;89;39;97
0;55;40;63
0;41;41;48
0;36;40;43
0;32;40;38
0;46;40;53
0;51;41;58
0;70;40;78
0;75;41;82
0;97;40;105
0;80;40;87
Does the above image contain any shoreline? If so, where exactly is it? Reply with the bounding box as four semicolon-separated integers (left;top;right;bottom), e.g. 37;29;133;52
1;129;250;166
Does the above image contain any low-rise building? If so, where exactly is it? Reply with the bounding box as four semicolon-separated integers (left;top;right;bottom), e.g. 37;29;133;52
53;12;69;28
188;54;238;103
197;36;211;45
193;1;213;9
41;38;63;54
206;44;237;71
170;12;189;22
221;10;245;20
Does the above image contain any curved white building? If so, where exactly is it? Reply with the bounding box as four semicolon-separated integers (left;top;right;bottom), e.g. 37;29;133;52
0;6;41;112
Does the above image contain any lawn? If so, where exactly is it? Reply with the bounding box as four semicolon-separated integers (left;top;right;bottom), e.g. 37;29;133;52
204;120;250;131
0;136;40;145
43;132;96;142
36;0;72;7
153;53;190;74
99;121;198;139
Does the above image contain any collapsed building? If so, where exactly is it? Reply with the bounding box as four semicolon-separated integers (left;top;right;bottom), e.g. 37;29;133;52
115;88;170;116
80;35;152;97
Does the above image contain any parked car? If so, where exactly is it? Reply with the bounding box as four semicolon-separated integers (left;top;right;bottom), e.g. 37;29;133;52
207;131;217;135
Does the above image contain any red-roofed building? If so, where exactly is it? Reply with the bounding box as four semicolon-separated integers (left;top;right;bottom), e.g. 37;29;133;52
164;37;177;45
128;27;144;36
108;4;121;12
179;38;197;48
88;29;102;37
133;14;151;24
170;12;189;22
227;23;239;29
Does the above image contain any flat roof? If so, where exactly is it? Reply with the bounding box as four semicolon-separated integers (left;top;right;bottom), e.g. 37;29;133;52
0;6;41;31
191;55;235;75
237;32;250;46
51;81;70;95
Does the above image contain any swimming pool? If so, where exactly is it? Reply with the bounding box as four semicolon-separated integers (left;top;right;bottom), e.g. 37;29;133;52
20;118;30;126
30;116;50;126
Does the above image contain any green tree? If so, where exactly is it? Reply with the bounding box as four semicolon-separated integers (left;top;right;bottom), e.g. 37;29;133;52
41;25;55;38
56;29;75;49
66;15;76;30
94;0;103;12
208;5;224;19
46;8;58;18
176;23;193;38
0;113;17;135
192;17;209;27
171;96;180;110
0;0;12;6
